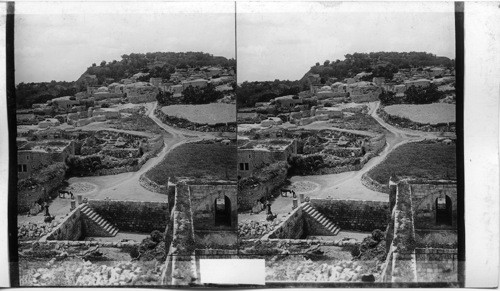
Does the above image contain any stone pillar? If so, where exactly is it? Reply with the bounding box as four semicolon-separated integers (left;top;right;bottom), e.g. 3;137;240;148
70;199;76;211
299;193;305;204
292;199;298;209
77;194;83;205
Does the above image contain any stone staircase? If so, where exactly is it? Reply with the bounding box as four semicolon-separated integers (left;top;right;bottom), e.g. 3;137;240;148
302;203;340;235
80;204;119;236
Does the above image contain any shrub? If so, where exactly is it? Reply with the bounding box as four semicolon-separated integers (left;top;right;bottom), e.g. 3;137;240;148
372;229;384;242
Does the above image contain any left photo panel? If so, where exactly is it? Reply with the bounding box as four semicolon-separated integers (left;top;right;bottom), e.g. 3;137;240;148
12;2;237;286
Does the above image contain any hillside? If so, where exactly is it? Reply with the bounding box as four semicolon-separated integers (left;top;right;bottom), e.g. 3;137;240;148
77;51;235;86
301;51;455;83
16;51;235;109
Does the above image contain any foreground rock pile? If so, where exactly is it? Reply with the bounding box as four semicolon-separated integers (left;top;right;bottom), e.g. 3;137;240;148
23;259;163;286
238;220;282;239
266;257;379;282
76;261;144;285
18;220;61;240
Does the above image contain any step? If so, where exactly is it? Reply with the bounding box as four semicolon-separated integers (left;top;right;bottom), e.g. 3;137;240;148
325;222;334;229
95;217;104;225
312;212;321;220
89;213;99;220
333;228;340;235
318;217;327;225
111;229;119;236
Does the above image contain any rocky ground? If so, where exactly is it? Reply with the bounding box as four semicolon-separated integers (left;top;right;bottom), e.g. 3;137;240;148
18;219;63;240
238;219;282;239
266;256;381;282
20;259;164;286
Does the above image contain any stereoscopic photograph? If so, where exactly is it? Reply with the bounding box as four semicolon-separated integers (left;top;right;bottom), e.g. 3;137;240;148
12;2;237;286
235;1;461;286
7;0;496;288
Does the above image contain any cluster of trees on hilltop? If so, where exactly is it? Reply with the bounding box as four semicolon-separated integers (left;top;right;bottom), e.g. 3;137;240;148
16;81;78;109
379;83;445;105
16;51;235;109
236;80;308;109
305;52;455;83
82;52;236;85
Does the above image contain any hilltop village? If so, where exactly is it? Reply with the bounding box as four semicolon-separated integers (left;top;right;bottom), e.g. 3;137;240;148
15;51;459;286
236;53;458;284
17;53;239;285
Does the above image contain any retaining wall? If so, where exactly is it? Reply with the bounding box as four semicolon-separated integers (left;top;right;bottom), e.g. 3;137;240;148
264;206;304;239
87;200;169;233
415;248;458;282
238;168;288;211
42;208;83;241
310;198;390;231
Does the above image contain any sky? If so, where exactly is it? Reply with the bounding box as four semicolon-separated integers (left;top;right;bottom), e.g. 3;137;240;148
237;2;456;82
15;2;235;83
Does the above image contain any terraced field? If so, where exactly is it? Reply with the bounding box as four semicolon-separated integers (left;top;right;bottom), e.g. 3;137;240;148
384;103;455;124
161;103;236;125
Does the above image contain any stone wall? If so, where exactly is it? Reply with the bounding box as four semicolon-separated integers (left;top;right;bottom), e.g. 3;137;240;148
42;208;83;241
18;170;66;213
189;184;238;234
138;174;169;194
415;248;458;282
310;199;390;231
194;230;238;248
264;206;304;239
238;167;288;211
361;173;390;194
87;200;169;233
410;182;457;228
161;184;197;285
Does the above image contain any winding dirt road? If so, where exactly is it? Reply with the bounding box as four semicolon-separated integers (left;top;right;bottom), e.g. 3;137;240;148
22;102;215;220
242;101;455;221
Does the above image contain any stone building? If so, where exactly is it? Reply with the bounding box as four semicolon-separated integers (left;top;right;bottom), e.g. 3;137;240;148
237;138;297;178
273;95;303;111
50;96;79;113
17;139;74;180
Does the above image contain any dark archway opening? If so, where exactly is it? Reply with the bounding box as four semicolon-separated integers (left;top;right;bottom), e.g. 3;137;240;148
215;196;231;227
435;195;452;225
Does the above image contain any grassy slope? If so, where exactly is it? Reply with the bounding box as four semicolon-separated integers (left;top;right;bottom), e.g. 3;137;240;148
146;143;237;184
367;142;456;184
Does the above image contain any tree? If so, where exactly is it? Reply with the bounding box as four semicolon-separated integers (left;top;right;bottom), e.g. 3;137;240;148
324;60;330;66
156;90;173;106
315;62;320;67
92;63;96;67
100;60;107;67
182;83;222;105
404;83;444;104
379;90;398;106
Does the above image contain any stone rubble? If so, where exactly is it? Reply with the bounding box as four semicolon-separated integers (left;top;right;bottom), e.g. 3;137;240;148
266;258;379;282
18;220;62;240
238;219;282;239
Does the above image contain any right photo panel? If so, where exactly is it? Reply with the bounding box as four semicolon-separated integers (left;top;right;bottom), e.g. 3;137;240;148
236;2;461;286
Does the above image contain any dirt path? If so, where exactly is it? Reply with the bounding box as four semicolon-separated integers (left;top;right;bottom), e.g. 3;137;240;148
251;101;456;218
19;102;215;223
